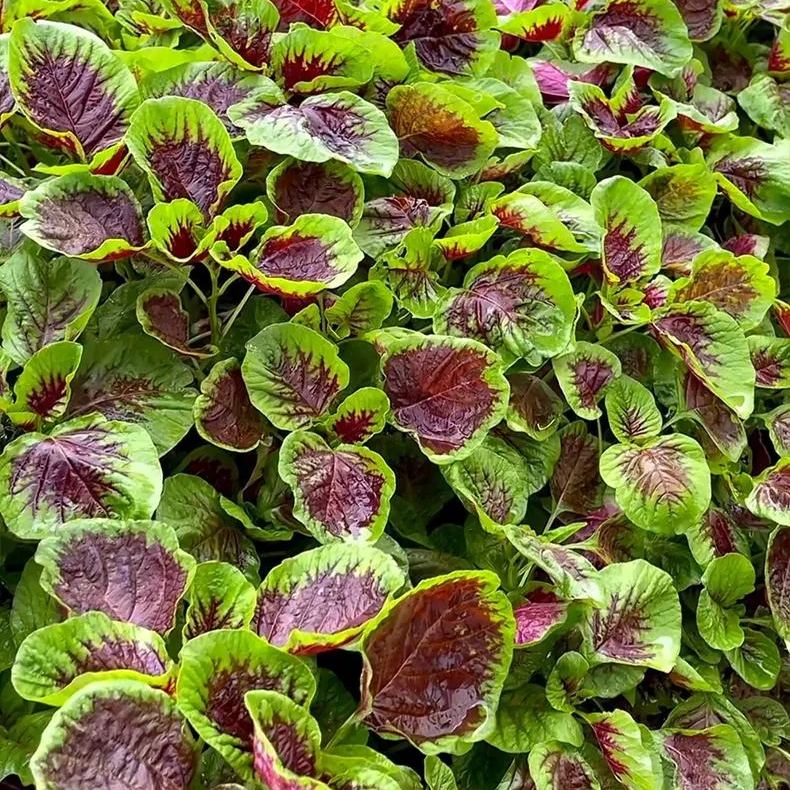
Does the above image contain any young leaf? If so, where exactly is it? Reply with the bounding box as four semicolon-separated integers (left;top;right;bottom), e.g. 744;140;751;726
434;249;576;365
0;251;101;365
724;628;780;691
360;571;514;754
12;612;172;706
599;435;711;534
35;518;195;634
605;375;663;444
30;681;197;790
126;96;242;218
157;474;260;579
652;300;755;419
217;213;362;297
583;559;681;672
242;322;349;431
252;543;404;653
377;332;509;463
591;176;662;285
324;387;389;445
19;173;147;260
176;629;315;779
0;415;162;540
9;19;139;158
386;82;498;178
194;357;264;452
183;561;256;641
230;90;399;177
697;553;754;651
513;589;570;647
553;341;622;421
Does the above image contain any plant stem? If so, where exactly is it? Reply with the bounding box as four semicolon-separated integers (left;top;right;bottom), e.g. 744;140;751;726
207;264;220;346
220;284;255;339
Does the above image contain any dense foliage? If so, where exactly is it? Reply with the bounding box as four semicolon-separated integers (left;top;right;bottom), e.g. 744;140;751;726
0;0;787;787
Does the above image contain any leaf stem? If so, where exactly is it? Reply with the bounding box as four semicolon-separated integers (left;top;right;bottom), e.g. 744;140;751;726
207;264;220;346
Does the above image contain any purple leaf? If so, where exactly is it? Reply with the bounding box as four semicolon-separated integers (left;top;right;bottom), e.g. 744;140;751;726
253;543;404;653
35;518;195;634
360;571;514;752
513;588;569;646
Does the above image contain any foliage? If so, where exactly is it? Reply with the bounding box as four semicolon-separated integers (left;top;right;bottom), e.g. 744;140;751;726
0;1;787;788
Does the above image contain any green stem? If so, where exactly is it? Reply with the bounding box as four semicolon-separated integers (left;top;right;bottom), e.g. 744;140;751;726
220;284;255;339
217;272;240;297
207;264;220;346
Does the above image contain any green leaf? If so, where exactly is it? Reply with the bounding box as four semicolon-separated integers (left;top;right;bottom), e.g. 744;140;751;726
425;755;458;790
599;435;710;534
324;387;389;445
0;251;101;365
487;684;583;754
605;375;663;444
12;612;172;706
582;559;681;672
176;629;315;780
183;561;256;641
747;459;790;526
553;341;622;421
725;628;781;691
639;163;718;231
242;322;349;431
325;281;393;339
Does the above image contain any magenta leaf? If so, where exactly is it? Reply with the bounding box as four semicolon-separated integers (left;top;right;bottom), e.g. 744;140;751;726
35;518;195;634
513;588;570;647
253;543;404;653
377;331;509;463
360;571;514;753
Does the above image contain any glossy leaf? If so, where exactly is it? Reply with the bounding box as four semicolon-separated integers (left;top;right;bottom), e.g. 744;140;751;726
377;331;509;464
